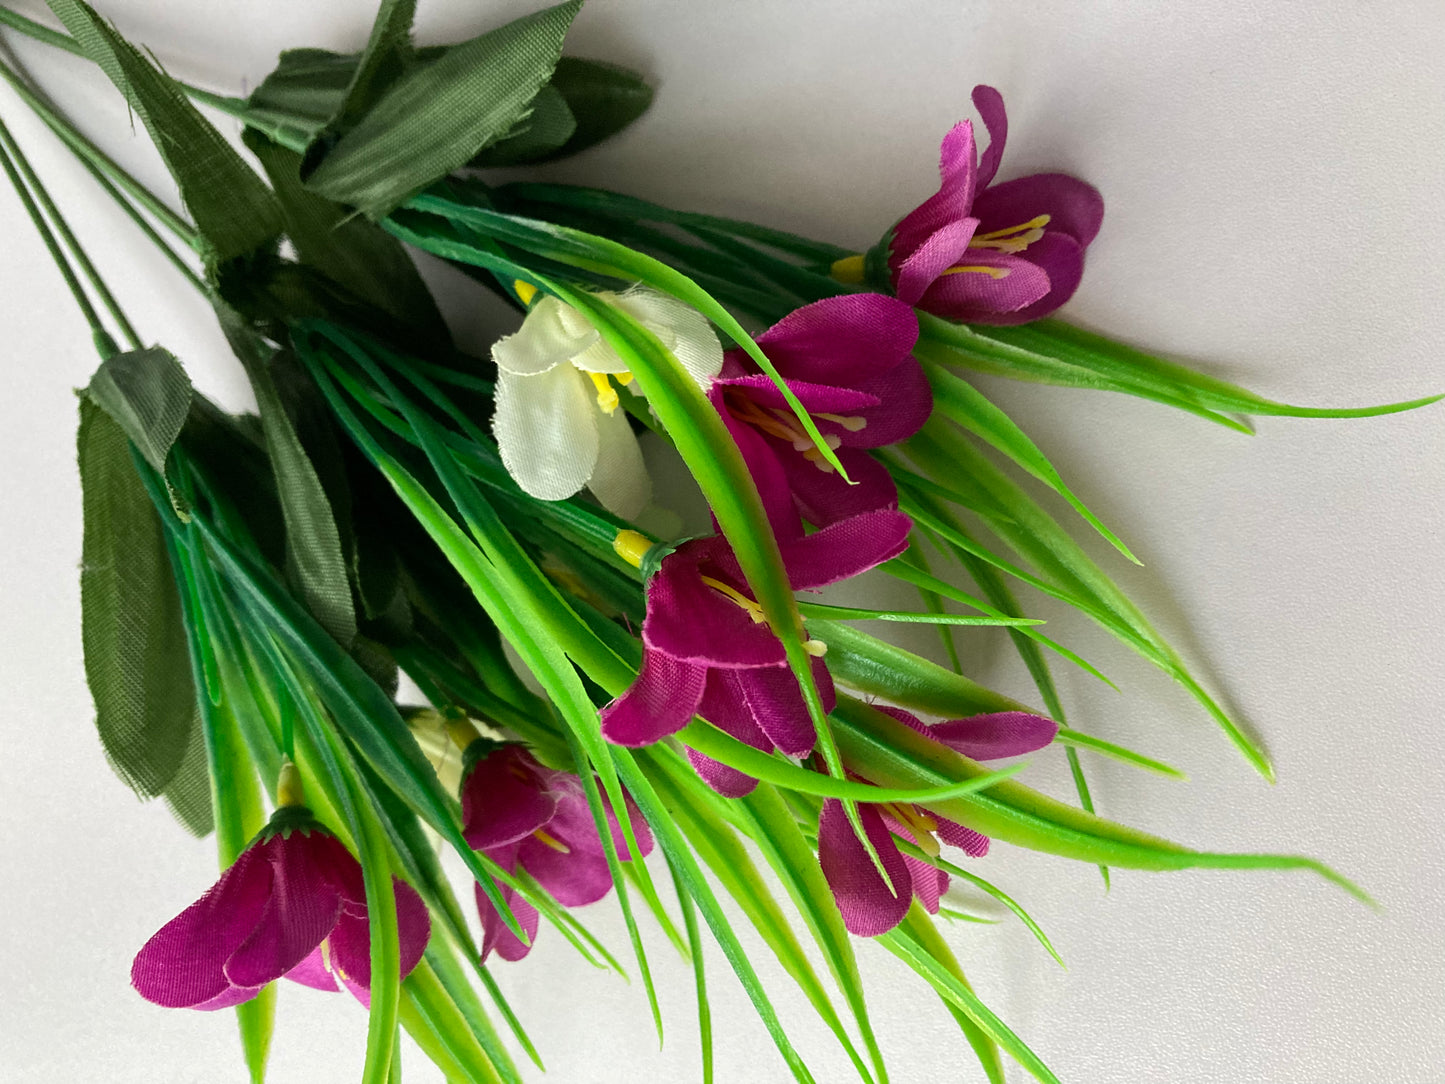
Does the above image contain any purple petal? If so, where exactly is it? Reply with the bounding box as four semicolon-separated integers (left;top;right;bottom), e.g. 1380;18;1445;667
717;375;881;418
926;711;1059;760
936;818;991;858
641;541;787;669
972;85;1009;190
191;984;266;1011
283;945;339;993
849;356;933;449
476;880;540;963
915;250;1052;323
713;392;805;539
685;748;760;797
517;836;614;909
687;670;775;796
600;650;708;746
778;445;900;528
327;877;431;991
750;294;921;388
734;663;820;757
902;853;947;914
223;832;350;990
890;121;980;271
461;745;561;851
778;509;913;590
873;704;927;732
973;172;1104;247
131;846;273;1009
817;800;913;937
894;218;978;306
974;232;1086;326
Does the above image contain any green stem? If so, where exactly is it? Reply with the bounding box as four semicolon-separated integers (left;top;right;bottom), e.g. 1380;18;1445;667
0;57;200;248
0;111;114;353
0;111;140;347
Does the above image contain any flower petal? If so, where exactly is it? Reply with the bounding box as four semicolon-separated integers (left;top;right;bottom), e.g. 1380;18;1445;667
493;365;600;502
915;249;1052;323
936;818;991;857
131;847;272;1009
750;294;920;388
818;800;913;937
978;232;1086;326
493;296;597;376
712;388;805;539
223;833;349;990
517;791;616;908
716;374;881;418
895;218;979;306
972;85;1009;190
462;745;560;851
850;356;933;448
641;540;788;669
973;171;1104;248
476;879;540;963
890;120;980;271
586;403;651;519
282;945;339;993
778;509;913;590
734;656;834;757
902;853;947;914
925;711;1059;760
779;445;899;527
328;878;431;991
600;650;708;745
612;289;724;385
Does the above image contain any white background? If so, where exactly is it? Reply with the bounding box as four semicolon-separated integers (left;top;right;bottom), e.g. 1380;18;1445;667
2;2;1442;1082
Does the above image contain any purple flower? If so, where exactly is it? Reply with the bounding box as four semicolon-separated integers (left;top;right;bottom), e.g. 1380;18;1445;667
599;512;911;796
818;706;1057;936
881;85;1104;326
461;742;654;962
131;807;430;1009
710;294;931;528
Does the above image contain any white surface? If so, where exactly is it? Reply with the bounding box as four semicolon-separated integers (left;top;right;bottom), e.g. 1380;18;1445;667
2;2;1443;1082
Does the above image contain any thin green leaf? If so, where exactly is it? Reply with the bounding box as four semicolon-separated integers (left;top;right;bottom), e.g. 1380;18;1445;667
794;600;1042;627
669;861;713;1084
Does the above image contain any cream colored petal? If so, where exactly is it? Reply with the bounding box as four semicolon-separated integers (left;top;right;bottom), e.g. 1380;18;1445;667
612;289;723;387
493;296;598;376
586;404;651;520
493;365;598;501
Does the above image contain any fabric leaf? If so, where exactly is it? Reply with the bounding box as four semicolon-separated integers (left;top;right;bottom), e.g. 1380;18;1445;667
83;346;191;479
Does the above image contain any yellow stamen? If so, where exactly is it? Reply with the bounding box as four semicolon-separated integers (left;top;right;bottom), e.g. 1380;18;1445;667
829;254;866;284
533;828;571;854
700;575;768;624
613;529;654;569
817;412;867;433
974;214;1051;240
513;279;539;307
968;214;1051;254
883;801;941;857
939;264;1012;280
588;371;621;414
277;761;305;808
614;371;635;386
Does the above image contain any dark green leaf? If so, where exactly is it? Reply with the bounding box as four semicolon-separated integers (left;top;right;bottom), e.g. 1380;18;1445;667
543;57;653;157
83;346;191;480
469;84;575;167
304;0;583;218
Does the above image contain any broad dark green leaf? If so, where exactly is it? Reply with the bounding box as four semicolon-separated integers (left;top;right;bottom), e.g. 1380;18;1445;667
307;0;418;160
304;0;583;217
158;711;213;836
469;84;575;167
83;346;191;480
77;400;196;799
47;0;281;265
544;56;653;157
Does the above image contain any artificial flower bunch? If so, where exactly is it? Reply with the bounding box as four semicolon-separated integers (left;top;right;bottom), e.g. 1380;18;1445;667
1;1;1435;1082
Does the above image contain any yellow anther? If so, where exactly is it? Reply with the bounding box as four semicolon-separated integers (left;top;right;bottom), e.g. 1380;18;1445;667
969;214;1051;254
829;254;866;284
940;264;1012;280
614;371;635;386
817;412;867;433
803;639;828;658
513;279;539;307
700;575;768;624
613;529;654;569
588;371;620;414
277;761;306;809
974;214;1051;240
532;828;571;854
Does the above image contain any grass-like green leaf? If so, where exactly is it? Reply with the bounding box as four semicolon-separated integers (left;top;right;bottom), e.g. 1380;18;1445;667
794;600;1042;628
669;862;714;1084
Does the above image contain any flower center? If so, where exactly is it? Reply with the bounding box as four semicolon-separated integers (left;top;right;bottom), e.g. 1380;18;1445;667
722;389;863;473
699;573;827;656
967;213;1051;254
881;801;941;857
586;370;634;415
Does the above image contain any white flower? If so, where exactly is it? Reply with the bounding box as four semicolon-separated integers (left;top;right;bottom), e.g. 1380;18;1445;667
491;285;723;519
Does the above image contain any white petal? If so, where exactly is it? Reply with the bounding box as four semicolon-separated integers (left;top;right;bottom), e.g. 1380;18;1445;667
612;289;723;387
568;295;632;374
586;405;651;519
493;366;599;501
493;296;597;376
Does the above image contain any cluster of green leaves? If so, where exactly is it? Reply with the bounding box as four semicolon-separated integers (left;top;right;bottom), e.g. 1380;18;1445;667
0;1;1397;1082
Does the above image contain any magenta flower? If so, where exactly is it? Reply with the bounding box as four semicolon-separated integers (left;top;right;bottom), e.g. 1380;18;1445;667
818;706;1057;936
131;807;430;1009
883;85;1104;325
599;511;911;796
710;294;931;528
461;742;654;962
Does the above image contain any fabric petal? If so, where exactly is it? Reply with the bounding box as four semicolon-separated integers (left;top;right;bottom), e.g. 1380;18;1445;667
779;446;899;527
972;85;1009;190
600;650;708;745
476;880;541;963
641;541;788;668
493;365;600;502
712;388;805;539
849;357;933;448
492;296;597;376
915;249;1051;322
191;984;266;1011
734;663;818;757
750;294;921;389
586;404;651;519
611;289;724;385
778;509;913;589
936;818;992;858
902;853;946;914
715;375;881;418
131;847;272;1009
462;745;560;851
895;217;979;306
890;120;980;271
327;878;431;992
517;835;614;909
925;711;1059;760
223;833;346;990
817;800;913;937
973;172;1105;248
283;945;339;993
978;232;1086;326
